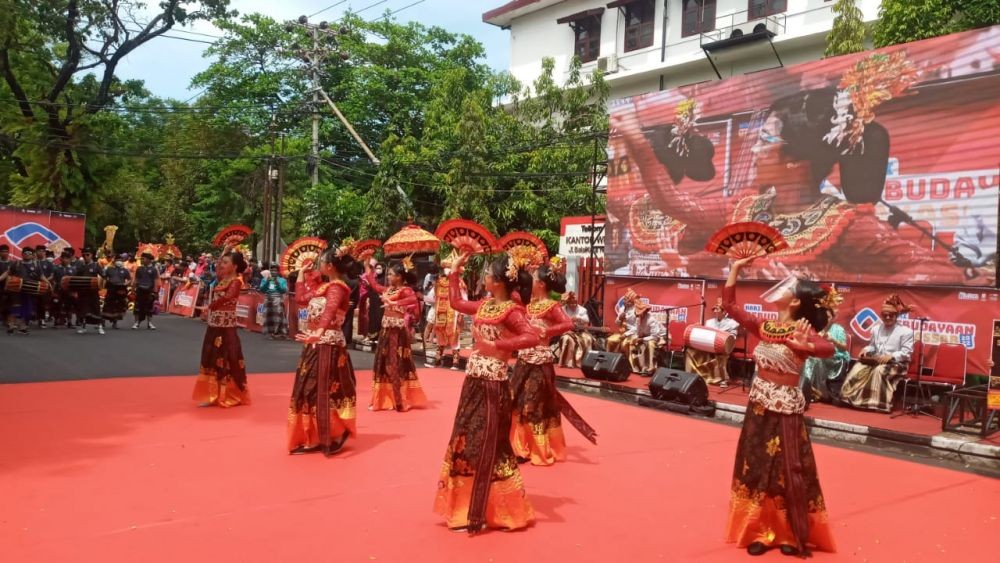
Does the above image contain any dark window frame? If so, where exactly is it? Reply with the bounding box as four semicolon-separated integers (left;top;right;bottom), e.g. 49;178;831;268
748;0;787;20
681;0;717;38
573;17;602;63
623;0;656;52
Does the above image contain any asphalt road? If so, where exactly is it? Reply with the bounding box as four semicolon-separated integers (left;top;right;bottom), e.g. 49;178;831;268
0;315;374;383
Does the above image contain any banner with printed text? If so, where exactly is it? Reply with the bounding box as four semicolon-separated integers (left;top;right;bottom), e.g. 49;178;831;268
606;26;1000;288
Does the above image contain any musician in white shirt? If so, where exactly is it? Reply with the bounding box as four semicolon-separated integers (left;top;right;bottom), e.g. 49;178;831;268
556;292;594;368
686;298;740;387
627;300;666;376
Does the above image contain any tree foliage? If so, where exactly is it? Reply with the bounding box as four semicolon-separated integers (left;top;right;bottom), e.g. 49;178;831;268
825;0;867;57
1;6;610;257
873;0;1000;48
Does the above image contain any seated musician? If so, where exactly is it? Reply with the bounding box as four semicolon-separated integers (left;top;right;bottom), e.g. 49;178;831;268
838;294;914;413
627;300;666;376
685;298;740;387
606;289;638;356
555;291;595;368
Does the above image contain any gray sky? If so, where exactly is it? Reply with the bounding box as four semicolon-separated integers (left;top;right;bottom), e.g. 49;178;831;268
115;0;511;101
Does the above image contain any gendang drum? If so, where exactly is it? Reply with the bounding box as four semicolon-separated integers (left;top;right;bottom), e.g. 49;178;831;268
684;324;736;355
61;276;100;292
4;276;51;295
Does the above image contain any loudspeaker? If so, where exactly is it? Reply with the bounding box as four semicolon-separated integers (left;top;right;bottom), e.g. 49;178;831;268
581;350;630;382
649;368;708;406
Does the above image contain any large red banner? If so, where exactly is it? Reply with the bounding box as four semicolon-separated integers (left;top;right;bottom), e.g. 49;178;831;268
0;205;85;258
607;26;1000;288
609;278;997;376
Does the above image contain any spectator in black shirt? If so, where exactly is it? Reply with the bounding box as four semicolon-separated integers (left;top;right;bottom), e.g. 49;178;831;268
133;252;160;330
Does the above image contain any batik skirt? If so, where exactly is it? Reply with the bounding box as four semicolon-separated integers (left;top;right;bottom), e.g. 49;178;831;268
102;284;129;321
555;331;594;368
287;343;357;452
509;360;598;466
434;374;533;533
192;326;251;407
371;323;427;411
724;401;835;555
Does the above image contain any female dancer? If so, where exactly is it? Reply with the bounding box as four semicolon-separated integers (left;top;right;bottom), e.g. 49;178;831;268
800;287;850;404
287;247;358;455
510;259;598;466
433;250;540;534
192;250;251;407
723;257;836;557
364;258;428;412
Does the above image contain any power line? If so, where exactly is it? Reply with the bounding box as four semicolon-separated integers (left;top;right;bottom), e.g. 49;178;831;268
309;1;350;18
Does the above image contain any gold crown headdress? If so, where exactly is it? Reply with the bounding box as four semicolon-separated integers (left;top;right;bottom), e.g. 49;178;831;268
401;255;415;272
669;98;700;156
549;255;567;276
506;245;543;281
335;237;356;258
816;284;844;312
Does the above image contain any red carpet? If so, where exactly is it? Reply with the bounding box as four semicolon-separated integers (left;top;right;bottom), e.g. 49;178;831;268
1;369;996;562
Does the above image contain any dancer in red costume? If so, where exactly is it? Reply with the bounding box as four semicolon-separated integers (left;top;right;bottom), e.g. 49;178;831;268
722;257;838;557
192;251;251;407
364;257;428;412
433;250;540;534
286;246;358;455
510;256;598;466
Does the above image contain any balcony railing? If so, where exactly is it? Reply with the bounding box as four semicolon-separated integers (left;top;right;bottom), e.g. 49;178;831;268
700;10;786;52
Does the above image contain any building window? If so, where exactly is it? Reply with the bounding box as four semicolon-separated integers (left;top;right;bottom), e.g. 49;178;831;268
748;0;787;19
681;0;717;38
574;18;602;63
623;0;656;52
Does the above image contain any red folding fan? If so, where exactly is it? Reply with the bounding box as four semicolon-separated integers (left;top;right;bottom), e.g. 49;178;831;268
705;222;788;259
496;231;549;260
280;237;327;277
351;239;382;262
435;219;498;255
212;224;253;248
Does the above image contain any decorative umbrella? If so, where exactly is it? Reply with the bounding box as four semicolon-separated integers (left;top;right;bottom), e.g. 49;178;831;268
435;219;497;255
383;223;440;257
280;236;328;277
212;224;253;248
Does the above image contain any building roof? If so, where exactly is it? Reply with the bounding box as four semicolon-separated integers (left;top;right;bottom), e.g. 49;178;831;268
483;0;566;27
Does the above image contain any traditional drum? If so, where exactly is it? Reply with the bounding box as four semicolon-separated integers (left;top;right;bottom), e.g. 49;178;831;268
61;276;100;291
684;324;736;355
4;276;50;295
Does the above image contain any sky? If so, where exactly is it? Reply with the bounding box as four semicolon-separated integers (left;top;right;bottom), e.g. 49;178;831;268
114;0;512;101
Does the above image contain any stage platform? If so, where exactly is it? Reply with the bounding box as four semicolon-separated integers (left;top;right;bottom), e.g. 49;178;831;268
549;365;1000;469
2;369;997;562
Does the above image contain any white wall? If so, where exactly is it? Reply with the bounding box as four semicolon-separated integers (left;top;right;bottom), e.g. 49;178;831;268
503;0;882;97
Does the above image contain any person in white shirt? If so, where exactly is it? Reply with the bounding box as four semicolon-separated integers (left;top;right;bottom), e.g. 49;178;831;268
686;298;740;387
627;300;666;376
839;294;915;413
606;289;639;356
555;291;594;368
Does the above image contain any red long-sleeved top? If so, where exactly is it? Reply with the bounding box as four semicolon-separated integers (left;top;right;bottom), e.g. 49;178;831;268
722;285;834;359
448;271;539;353
209;277;243;311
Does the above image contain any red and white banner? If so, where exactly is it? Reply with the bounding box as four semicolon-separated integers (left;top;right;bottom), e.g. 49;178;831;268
606;26;1000;288
168;284;200;318
0;205;85;258
609;278;998;375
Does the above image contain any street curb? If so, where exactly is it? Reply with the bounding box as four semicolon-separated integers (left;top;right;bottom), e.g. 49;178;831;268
553;375;1000;465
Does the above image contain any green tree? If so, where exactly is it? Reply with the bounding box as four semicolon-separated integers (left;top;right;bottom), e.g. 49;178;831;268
0;0;234;214
825;0;867;57
873;0;999;48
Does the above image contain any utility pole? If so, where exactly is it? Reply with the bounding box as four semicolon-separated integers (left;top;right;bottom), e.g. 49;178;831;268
285;15;381;180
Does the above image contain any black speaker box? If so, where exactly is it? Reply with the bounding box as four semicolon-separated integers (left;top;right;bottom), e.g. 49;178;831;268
649;368;708;406
581;350;630;382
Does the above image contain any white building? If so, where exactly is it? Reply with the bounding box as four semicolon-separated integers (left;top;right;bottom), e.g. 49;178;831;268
484;0;883;99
